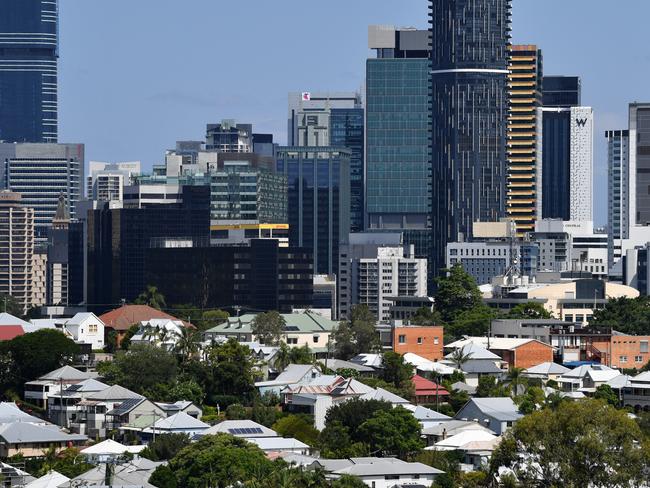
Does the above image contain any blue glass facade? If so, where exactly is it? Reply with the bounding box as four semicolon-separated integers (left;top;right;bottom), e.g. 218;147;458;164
430;0;511;277
0;0;58;143
330;108;364;233
276;147;350;276
541;110;571;220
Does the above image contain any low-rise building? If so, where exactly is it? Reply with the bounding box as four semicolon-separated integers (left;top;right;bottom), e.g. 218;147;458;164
454;397;523;435
392;324;444;361
63;313;105;350
141;412;210;439
446;337;554;369
255;364;322;396
24;366;94;409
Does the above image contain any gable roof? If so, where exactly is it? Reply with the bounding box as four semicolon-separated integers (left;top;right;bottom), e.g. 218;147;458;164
410;405;451;422
87;384;143;401
404;353;455;375
246;436;310;451
331;459;443;477
434;429;498;449
422;420;495;437
0;422;87;444
0;313;30;328
99;305;186;331
256;364;319;387
25;470;69;488
459;359;503;374
360;387;410;404
146;412;209;431
65;312;102;326
447;336;552;351
319;358;374;373
457;397;522;422
349;353;383;368
60;458;162;488
412;375;449;396
0;402;47;425
207;311;337;335
524;362;570;375
451;382;477;394
0;324;24;341
81;439;145;455
445;342;501;361
561;364;615;379
38;365;92;382
203;419;277;438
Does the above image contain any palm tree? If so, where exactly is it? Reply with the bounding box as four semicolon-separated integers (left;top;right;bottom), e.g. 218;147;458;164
449;345;473;371
174;327;199;361
274;341;291;371
134;285;166;310
507;367;525;397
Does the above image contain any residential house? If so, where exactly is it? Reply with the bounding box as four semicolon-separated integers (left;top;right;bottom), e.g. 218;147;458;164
311;458;443;488
47;378;109;428
204;311;337;354
154;401;202;419
0;313;28;341
349;353;384;370
403;353;455;376
25;470;69;488
63;313;105;350
58;457;163;488
141;412;209;439
80;439;145;463
24;366;94;409
130;319;186;351
446;337;554;369
0;402;47;425
443;344;504;387
556;364;619;392
405;405;451;430
0;462;36;486
622;372;650;411
592;332;650;369
0;422;87;458
201;420;278;438
255;364;322;396
428;429;501;471
99;304;191;347
318;359;375;376
392;324;444;361
422;420;495;447
246;436;310;455
522;362;570;382
454;398;523;435
411;375;449;405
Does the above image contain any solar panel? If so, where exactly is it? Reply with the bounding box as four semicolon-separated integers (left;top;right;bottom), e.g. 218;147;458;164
110;398;142;416
285;326;299;331
66;384;83;392
227;427;264;435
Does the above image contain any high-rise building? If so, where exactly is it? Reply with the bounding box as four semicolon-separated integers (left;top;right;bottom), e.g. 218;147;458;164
87;161;141;202
429;0;512;277
0;143;84;239
276;147;350;276
366;26;431;268
205;120;252;153
0;0;58;143
539;106;593;222
630;103;650;226
0;190;34;313
606;130;630;267
506;45;543;236
542;76;581;108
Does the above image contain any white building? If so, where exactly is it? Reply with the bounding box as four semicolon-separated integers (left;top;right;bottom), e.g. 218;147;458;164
87;161;141;202
64;313;105;350
447;241;513;285
130;319;186;351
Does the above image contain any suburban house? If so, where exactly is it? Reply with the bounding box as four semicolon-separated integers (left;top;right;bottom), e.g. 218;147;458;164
63;313;105;350
422;420;495;447
80;439;145;463
154;401;202;419
318;359;375;376
392;324;444;361
412;375;449;405
429;429;500;471
58;457;164;488
0;313;28;341
349;353;384;370
443;343;504;387
246;436;310;455
522;362;570;382
47;378;109;427
24;366;95;409
130;318;187;351
622;371;650;411
141;412;210;439
204;312;337;353
404;352;455;376
99;304;191;347
311;458;443;488
454;397;523;435
255;364;322;396
556;364;619;392
446;337;554;369
407;405;451;429
201;420;278;438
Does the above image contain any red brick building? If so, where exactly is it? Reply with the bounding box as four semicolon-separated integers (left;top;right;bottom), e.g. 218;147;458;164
392;325;444;361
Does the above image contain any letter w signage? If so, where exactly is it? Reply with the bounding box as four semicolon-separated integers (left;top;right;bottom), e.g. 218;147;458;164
576;118;588;127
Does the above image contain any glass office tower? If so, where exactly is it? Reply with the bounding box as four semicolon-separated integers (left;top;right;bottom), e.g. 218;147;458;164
542;76;581;108
0;0;58;143
429;0;512;277
276;147;350;276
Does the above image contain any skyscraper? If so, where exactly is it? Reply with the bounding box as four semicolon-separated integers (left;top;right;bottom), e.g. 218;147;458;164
606;129;630;267
630;103;650;226
506;45;543;236
0;143;84;240
429;0;512;276
366;26;431;267
0;0;58;143
542;76;581;108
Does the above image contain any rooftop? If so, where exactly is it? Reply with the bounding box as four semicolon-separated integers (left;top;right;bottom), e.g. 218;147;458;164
0;422;87;444
457;397;523;422
207;311;337;335
99;305;188;331
202;420;277;438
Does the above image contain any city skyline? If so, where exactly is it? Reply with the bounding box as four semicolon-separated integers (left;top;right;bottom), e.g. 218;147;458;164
56;0;650;226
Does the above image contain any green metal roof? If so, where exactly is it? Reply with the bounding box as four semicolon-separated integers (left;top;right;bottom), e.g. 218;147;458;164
205;312;338;335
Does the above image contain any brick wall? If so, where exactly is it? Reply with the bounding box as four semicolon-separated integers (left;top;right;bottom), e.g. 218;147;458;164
512;341;553;369
392;326;444;361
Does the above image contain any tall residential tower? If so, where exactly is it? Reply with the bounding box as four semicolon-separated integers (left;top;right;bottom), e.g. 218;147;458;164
429;0;512;276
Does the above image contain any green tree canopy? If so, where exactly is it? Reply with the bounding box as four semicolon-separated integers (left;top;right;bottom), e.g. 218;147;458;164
272;414;319;446
380;352;414;391
251;311;286;346
207;338;256;399
134;285;167;310
330;475;368;488
96;343;178;395
593;384;619;407
590;296;650;335
141;433;191;461
0;293;24;318
358;406;423;459
446;305;496;339
334;305;379;360
506;301;552;319
199;309;229;331
434;264;484;323
410;306;442;326
489;399;650;487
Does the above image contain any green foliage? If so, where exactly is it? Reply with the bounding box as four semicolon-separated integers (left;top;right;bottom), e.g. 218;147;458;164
357;376;413;402
590;296;650;335
330;475;368;488
31;447;93;479
506;301;552;319
417;450;463;488
145;380;205;405
199;309;230;330
334;304;379;360
324;398;392;435
489;399;650;487
358;406;423;458
251;403;277;428
141;433;191;461
380;351;414;391
97;344;178;395
318;420;367;459
226;403;248;420
251;311;286;346
434;264;484;323
159;434;277;488
410;306;442;326
272;414;319;446
447;305;496;339
593;384;619;406
0;293;23;317
149;465;178;488
119;324;140;350
0;329;79;392
475;376;509;398
289;344;313;364
134;285;167;310
206;339;256;399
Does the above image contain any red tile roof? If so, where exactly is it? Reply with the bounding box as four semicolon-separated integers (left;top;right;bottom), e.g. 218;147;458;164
99;305;191;331
412;374;449;397
0;325;25;341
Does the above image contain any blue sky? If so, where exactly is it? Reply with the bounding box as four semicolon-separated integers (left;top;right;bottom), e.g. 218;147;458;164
58;0;650;225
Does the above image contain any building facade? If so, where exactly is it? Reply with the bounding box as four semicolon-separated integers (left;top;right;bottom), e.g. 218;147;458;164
542;76;581;108
607;130;630;267
0;191;34;313
0;0;58;143
87;161;141;202
276;147;350;276
430;0;512;277
205;120;252;153
447;241;514;286
0;143;84;240
506;45;543;236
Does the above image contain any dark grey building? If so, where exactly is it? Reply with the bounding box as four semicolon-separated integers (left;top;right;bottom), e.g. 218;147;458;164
542;76;581;108
276;147;350;276
0;0;58;143
630;103;650;226
430;0;512;277
366;26;431;269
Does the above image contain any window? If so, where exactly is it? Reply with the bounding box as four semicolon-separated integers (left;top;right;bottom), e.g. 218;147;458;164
89;324;98;334
434;337;440;345
620;356;628;363
641;341;649;353
398;335;406;344
313;335;320;343
287;337;298;345
417;337;423;345
635;356;643;363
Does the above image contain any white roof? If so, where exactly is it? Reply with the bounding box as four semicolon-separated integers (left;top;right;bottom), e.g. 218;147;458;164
203;420;277;438
447;336;548;351
66;312;102;326
444;342;501;361
349;353;383;368
403;353;456;375
360;387;410;404
25;470;69;488
632;371;650;383
0;402;47;424
433;429;498;449
524;362;570;375
0;313;30;328
38;365;92;382
81;439;145;455
587;369;622;383
411;405;451;422
246;436;309;451
561;364;615;379
256;364;318;387
146;412;209;431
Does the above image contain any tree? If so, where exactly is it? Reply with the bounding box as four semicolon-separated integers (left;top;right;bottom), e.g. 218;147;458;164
331;475;368;488
318;420;367;459
0;329;79;392
289;344;313;365
506;367;525;396
410;307;442;326
199;309;230;331
272;415;319;446
434;264;483;323
97;344;178;394
506;302;552;319
358;406;424;458
380;352;414;391
488;399;650;487
158;434;276;488
134;285;166;310
475;376;508;398
334;305;379;360
119;324;140;350
207;339;256;399
593;384;619;406
141;434;191;461
226;403;248;420
173;327;199;362
0;294;24;318
447;305;496;339
448;346;472;370
590;296;650;335
251;311;286;346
